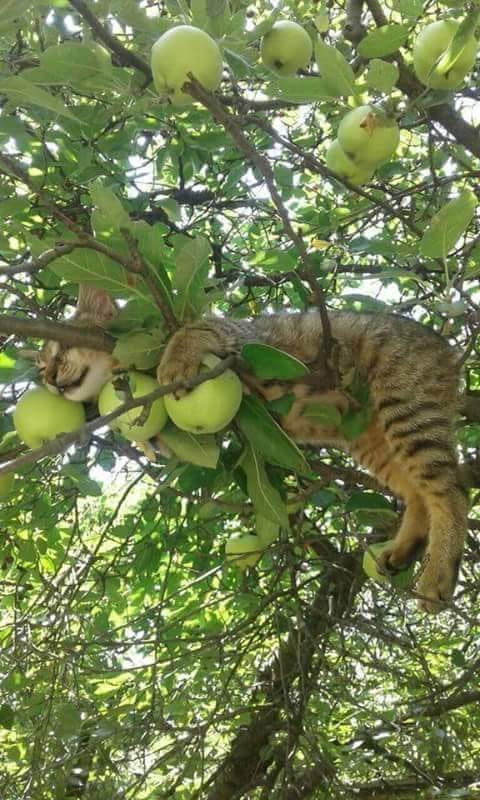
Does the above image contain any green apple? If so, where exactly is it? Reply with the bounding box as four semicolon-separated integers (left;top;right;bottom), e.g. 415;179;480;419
325;139;375;185
0;472;14;498
261;20;313;76
363;541;416;589
338;105;400;166
98;371;167;442
151;25;223;105
225;534;263;570
413;19;478;90
164;354;242;435
14;387;86;449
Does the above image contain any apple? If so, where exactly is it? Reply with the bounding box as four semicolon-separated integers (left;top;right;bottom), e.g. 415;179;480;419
338;105;400;166
225;534;263;570
261;20;313;76
13;387;86;449
363;541;416;589
98;371;167;442
413;19;478;90
164;354;242;435
325;139;375;185
0;472;14;498
151;25;223;105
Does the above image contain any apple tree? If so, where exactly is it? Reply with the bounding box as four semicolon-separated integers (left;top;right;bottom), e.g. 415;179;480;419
0;1;480;798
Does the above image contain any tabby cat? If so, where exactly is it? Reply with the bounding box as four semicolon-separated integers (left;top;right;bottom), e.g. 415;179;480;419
38;287;468;614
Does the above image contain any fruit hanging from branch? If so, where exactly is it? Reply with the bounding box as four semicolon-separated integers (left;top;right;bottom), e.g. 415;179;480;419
413;19;478;91
13;388;86;449
260;20;313;76
338;105;400;166
325;139;375;185
164;355;243;435
151;25;223;105
98;372;168;442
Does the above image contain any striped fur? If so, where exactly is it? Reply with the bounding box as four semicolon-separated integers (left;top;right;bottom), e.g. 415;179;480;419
158;311;467;613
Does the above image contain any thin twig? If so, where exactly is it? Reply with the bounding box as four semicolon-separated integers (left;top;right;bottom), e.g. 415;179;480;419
184;76;336;385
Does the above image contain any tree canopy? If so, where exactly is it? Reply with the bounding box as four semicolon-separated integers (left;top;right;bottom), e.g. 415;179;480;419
0;1;480;798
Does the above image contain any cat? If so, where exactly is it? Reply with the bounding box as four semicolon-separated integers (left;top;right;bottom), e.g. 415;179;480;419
37;285;117;403
38;286;468;614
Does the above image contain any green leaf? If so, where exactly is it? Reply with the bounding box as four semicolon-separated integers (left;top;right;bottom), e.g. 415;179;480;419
17;538;37;564
40;43;112;90
132;221;174;308
241;343;309;380
172;234;211;319
0;704;14;730
340;404;374;441
110;298;164;333
358;24;410;58
366;59;399;92
0;0;31;24
62;465;102;497
266;75;337;103
255;513;280;547
51;247;156;307
266;393;295;415
240;444;289;526
161;424;220;469
346;491;394;512
435;10;480;76
236;395;309;474
53;703;82;739
90;182;130;230
315;40;355;97
419;190;477;259
302;402;342;427
399;0;423;19
0;76;79;122
113;329;165;370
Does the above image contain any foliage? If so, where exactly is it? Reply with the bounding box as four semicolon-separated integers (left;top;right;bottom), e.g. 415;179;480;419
0;1;480;798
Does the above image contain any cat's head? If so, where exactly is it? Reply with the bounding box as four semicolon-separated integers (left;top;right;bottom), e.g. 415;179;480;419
37;285;117;403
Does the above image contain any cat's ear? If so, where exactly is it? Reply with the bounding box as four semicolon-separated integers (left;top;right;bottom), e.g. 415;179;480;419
75;284;117;327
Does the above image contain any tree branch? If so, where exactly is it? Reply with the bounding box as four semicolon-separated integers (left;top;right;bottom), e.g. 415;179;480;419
204;542;360;798
68;0;152;78
0;315;115;351
184;76;336;387
0;243;78;276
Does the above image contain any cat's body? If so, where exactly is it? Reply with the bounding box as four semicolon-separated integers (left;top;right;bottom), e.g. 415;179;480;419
37;289;468;614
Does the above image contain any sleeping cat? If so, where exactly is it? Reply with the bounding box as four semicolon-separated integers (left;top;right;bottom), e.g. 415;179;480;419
37;286;468;614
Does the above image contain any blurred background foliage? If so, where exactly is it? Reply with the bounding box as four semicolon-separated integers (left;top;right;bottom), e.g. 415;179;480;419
0;0;479;797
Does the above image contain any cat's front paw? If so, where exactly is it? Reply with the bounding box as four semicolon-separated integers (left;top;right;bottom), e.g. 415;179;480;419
157;354;201;390
157;331;204;393
414;553;460;614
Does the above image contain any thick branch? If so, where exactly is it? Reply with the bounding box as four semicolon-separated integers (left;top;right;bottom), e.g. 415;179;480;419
68;0;152;78
343;0;366;45
0;315;115;351
348;770;479;800
205;542;359;798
